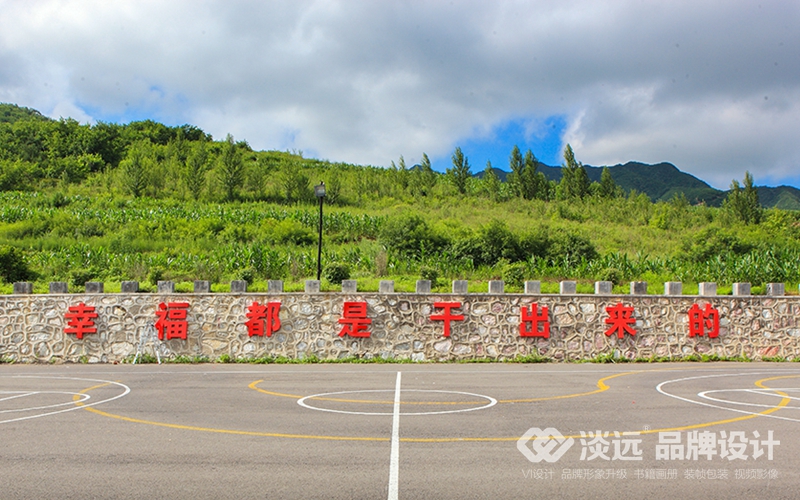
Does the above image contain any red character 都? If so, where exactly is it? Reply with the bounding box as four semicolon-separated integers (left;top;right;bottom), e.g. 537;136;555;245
431;302;465;337
64;302;98;339
246;301;282;337
604;303;636;338
155;302;190;340
338;302;372;337
688;303;719;338
520;303;549;338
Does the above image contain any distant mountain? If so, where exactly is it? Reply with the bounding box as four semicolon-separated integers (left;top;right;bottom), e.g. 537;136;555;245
474;160;800;209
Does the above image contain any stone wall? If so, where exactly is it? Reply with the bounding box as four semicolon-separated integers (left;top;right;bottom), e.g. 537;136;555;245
1;280;798;363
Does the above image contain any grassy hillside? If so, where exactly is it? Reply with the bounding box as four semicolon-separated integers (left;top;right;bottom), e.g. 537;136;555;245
0;102;799;294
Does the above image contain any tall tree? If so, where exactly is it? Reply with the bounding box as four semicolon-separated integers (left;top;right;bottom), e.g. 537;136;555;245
184;142;208;200
218;134;244;201
520;149;539;200
481;160;501;201
507;145;524;198
558;144;590;199
597;166;621;198
447;147;471;195
724;171;762;224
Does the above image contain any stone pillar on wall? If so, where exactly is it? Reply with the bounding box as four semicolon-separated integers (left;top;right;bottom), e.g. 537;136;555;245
49;282;68;294
452;280;469;294
595;281;613;295
121;281;139;293
341;280;357;293
767;283;785;296
559;281;576;294
230;280;247;293
193;281;211;293
12;282;33;294
698;282;717;296
524;281;541;294
664;282;682;296
488;280;504;294
305;280;321;293
267;280;283;293
379;280;395;293
732;283;751;296
416;280;431;293
85;282;104;294
157;281;175;294
630;281;647;295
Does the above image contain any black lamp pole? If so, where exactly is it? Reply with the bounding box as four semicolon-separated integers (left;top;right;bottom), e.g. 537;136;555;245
314;181;326;281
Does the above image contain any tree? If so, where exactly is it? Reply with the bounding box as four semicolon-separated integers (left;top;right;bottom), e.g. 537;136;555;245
520;149;540;200
481;160;501;201
447;147;471;195
507;145;524;198
417;153;437;196
119;140;152;198
558;144;590;199
724;171;762;224
218;134;244;201
597;167;621;198
184;142;208;200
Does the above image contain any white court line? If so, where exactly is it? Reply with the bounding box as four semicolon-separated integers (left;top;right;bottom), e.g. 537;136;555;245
0;376;130;425
0;392;37;402
656;372;800;424
388;371;401;500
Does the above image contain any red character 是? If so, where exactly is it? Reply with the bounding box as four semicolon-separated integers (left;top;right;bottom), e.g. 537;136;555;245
65;302;98;339
155;302;190;340
520;304;549;338
430;302;465;337
246;301;281;337
688;303;719;338
338;301;372;337
604;303;636;338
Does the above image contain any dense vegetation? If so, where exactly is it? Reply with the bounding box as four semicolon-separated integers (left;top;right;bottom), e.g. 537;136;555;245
1;103;798;294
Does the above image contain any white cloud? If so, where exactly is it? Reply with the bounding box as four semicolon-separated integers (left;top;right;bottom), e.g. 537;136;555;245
1;0;799;186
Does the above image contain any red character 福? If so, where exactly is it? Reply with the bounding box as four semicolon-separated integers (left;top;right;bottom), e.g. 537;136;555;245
520;303;549;338
64;302;98;339
338;301;372;337
604;303;636;338
430;302;465;337
155;302;190;340
245;301;282;337
688;303;719;338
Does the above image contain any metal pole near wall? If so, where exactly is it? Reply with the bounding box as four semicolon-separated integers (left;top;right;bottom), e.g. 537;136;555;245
314;181;326;281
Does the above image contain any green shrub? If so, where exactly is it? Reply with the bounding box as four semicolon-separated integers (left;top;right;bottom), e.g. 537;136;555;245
324;263;350;284
419;266;439;286
379;214;448;258
503;262;527;287
0;245;33;282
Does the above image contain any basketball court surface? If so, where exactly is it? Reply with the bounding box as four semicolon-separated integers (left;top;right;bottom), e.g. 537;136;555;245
2;363;799;499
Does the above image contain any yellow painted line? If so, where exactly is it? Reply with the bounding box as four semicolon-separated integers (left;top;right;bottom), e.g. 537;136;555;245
498;371;636;403
248;380;482;405
76;371;795;443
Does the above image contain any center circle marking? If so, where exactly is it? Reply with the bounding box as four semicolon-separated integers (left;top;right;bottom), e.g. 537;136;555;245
297;389;498;416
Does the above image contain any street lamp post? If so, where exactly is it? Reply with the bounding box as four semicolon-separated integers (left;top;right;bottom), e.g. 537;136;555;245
314;181;326;281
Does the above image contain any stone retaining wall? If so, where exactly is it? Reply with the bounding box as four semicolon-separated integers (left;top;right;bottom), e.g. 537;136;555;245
1;279;799;363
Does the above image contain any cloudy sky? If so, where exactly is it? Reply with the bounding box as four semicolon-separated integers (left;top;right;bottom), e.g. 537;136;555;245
1;0;799;189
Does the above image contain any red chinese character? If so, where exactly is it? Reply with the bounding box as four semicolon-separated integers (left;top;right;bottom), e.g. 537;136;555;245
688;303;719;338
604;303;636;338
64;302;98;339
520;304;549;338
155;302;190;340
430;302;465;337
338;301;372;337
245;301;281;337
